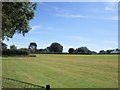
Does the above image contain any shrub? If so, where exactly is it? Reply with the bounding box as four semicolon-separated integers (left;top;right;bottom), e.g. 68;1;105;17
2;49;29;56
28;55;36;57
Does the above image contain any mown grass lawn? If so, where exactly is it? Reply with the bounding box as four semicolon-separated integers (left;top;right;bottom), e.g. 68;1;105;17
2;54;118;88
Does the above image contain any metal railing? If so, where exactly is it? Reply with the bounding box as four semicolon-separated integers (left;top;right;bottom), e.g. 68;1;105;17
2;77;51;90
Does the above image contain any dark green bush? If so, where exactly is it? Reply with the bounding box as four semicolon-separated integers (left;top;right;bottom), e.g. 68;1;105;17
28;54;36;57
2;49;29;56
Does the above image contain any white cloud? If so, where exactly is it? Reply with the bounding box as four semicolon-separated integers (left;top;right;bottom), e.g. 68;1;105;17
38;2;71;13
67;36;91;42
54;7;71;13
31;25;41;31
55;13;118;20
102;16;118;20
29;25;58;34
105;2;117;11
105;7;113;11
55;13;85;18
40;2;118;20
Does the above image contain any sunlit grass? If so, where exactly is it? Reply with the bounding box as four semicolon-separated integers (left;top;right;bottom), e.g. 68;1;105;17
2;54;118;88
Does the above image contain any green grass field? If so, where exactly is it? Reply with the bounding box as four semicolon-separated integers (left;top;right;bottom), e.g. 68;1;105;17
2;54;118;88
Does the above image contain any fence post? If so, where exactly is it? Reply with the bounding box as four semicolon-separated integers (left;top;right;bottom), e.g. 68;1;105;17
46;85;50;90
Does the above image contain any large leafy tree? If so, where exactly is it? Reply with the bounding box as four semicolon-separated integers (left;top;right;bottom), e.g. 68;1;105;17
77;46;89;53
68;48;74;54
28;42;37;53
99;50;106;54
50;42;63;53
2;2;37;40
28;42;37;50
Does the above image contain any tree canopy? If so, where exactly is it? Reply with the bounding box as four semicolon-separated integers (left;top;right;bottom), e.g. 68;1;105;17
77;46;89;53
28;42;37;54
10;44;17;50
28;42;37;50
2;2;37;40
68;48;75;54
49;42;63;53
99;50;106;54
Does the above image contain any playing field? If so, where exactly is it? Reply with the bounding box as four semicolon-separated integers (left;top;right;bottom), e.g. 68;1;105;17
2;54;118;88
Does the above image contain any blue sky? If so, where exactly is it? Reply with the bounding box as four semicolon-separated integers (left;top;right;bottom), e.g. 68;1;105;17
4;2;118;52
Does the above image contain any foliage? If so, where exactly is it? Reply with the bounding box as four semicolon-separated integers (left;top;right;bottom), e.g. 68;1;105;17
10;44;17;50
28;42;37;50
99;50;106;54
49;42;63;53
91;51;97;54
76;46;91;54
99;49;120;54
35;49;48;54
106;49;114;54
2;42;7;50
2;2;37;40
28;42;37;53
116;48;120;51
68;48;75;54
28;54;36;57
34;42;63;54
19;48;28;51
2;49;29;56
45;47;52;53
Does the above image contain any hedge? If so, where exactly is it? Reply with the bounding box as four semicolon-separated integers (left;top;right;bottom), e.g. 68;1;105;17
2;49;29;56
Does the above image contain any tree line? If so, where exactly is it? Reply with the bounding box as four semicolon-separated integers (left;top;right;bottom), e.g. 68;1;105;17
1;41;120;56
26;42;120;54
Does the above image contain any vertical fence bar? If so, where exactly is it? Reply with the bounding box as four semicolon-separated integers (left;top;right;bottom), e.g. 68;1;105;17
0;1;2;89
46;85;50;90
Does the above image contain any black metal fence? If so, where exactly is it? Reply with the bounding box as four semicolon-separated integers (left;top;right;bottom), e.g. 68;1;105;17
2;77;51;90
